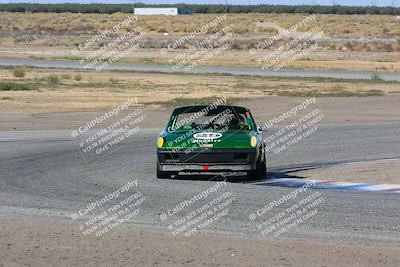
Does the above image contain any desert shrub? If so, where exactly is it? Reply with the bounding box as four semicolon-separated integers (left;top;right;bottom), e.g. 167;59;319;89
13;68;26;78
74;74;82;81
108;77;119;84
61;74;71;79
230;41;242;49
0;81;38;91
47;74;60;86
392;42;400;52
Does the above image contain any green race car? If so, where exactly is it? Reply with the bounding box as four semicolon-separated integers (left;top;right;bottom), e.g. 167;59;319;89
156;105;266;179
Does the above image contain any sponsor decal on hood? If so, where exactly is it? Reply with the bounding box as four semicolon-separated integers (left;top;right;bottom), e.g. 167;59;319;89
193;132;222;140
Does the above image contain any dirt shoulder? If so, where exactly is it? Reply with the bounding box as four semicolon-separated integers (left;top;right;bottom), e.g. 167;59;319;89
0;218;399;267
293;159;400;185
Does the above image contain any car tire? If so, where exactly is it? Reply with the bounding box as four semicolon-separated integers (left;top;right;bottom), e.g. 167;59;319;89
156;161;171;179
247;154;266;180
261;153;267;179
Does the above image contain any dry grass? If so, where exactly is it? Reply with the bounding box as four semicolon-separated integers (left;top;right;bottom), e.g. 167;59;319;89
1;12;399;38
0;67;398;112
1;12;400;72
1;12;399;52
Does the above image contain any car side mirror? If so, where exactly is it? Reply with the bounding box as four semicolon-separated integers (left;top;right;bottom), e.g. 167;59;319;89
257;125;267;132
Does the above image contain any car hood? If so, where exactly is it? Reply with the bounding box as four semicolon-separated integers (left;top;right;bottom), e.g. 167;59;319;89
162;129;255;149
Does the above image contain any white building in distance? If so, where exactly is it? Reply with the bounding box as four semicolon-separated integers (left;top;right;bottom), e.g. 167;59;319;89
134;8;178;16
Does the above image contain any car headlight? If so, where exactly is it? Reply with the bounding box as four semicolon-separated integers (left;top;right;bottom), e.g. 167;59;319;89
157;137;164;148
250;136;257;147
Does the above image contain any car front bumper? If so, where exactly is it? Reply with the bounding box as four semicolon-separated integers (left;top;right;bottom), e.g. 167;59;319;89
159;163;256;172
157;148;258;172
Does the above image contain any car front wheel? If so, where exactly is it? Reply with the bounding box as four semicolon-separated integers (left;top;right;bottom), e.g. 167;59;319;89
247;155;266;180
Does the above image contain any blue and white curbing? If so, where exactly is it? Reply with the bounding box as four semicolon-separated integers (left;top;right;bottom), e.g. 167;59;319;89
251;178;400;193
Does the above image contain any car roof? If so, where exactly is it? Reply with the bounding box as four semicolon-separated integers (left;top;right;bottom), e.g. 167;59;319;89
173;105;250;113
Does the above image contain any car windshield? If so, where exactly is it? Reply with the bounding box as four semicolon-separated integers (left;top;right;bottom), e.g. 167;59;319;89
168;106;255;132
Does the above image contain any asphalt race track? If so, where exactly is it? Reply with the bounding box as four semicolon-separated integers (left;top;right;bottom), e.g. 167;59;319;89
1;124;400;247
